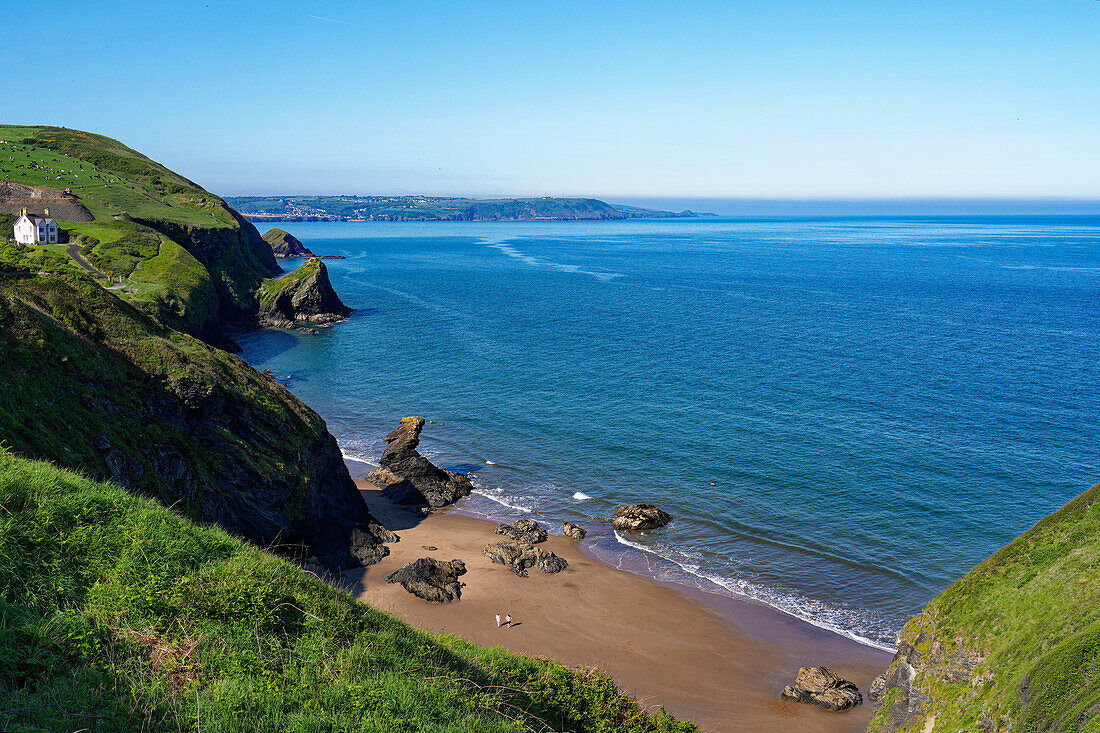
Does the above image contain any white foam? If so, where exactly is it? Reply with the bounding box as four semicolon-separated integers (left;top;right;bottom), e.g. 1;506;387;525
472;489;534;514
611;531;896;652
339;449;378;467
572;491;592;501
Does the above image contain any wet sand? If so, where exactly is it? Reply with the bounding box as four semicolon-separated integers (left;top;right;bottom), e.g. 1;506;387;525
342;470;891;732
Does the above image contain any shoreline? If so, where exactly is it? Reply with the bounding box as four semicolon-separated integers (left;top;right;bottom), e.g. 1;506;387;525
342;459;892;731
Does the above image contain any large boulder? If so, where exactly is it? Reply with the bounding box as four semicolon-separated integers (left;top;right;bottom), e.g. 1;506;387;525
781;666;863;711
495;518;548;544
563;521;586;540
367;417;474;507
611;504;671;531
386;557;467;603
483;539;568;577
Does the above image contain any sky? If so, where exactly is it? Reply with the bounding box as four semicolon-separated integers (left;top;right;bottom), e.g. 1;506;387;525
4;1;1100;202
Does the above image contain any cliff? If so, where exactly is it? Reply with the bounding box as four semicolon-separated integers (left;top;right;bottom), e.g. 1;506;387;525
0;125;282;343
869;480;1100;732
256;257;351;329
0;269;390;569
263;226;316;257
0;124;389;573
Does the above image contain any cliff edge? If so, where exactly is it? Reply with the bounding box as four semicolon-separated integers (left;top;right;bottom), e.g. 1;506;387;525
869;480;1100;732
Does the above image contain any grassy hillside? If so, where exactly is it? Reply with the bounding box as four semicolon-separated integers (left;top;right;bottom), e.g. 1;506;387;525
0;265;391;570
0;450;693;732
0;125;279;339
870;480;1100;732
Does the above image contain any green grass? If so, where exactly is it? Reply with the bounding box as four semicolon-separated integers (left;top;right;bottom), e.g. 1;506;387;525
0;450;695;732
0;125;234;228
258;257;321;308
869;480;1100;732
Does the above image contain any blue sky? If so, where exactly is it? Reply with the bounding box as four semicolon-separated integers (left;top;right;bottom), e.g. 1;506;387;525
5;1;1099;200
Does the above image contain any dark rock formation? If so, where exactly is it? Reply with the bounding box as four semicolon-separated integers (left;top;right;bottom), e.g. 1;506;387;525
611;504;671;531
0;274;393;573
257;258;351;329
563;521;587;540
781;666;863;711
367;417;473;507
868;674;887;704
483;539;568;577
263;227;315;258
387;557;467;603
495;518;548;544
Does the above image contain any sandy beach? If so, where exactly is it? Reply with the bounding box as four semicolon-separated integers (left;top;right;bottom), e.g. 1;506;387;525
341;463;891;732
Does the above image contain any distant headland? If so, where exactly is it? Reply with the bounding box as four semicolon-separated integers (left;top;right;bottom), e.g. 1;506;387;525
225;195;716;222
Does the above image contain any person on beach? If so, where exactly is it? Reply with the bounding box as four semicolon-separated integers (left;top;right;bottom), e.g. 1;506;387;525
496;614;502;627
504;614;512;627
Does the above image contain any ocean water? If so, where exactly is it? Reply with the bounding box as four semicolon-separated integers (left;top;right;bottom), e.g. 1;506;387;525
237;216;1100;650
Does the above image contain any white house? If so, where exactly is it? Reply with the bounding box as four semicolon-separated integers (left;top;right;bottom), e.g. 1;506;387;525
13;208;59;245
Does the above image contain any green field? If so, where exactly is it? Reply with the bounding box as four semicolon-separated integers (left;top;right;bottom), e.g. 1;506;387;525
0;125;232;227
0;449;694;732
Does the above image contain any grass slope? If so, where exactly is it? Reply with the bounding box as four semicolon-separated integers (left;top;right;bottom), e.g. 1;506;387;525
1;125;279;339
869;481;1100;733
0;450;694;732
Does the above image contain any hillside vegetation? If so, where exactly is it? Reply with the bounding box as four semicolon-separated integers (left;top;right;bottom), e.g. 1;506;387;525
226;195;707;222
0;125;279;340
870;480;1100;732
0;450;693;732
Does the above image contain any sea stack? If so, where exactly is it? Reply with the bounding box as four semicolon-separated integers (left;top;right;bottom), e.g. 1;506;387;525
263;227;315;258
256;257;351;329
367;417;474;507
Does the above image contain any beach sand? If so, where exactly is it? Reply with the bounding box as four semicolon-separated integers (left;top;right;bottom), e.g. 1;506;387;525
342;471;892;732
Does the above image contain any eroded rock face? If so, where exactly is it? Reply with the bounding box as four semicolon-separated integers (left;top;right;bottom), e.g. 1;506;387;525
386;557;467;603
263;228;315;258
781;666;863;711
563;521;587;540
611;504;671;531
495;518;548;544
483;539;568;577
368;417;474;507
257;258;351;329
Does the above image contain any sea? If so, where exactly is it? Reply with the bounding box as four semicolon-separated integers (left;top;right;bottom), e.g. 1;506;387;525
236;215;1100;650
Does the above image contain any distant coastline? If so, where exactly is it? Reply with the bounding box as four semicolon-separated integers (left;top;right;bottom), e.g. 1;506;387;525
226;194;716;223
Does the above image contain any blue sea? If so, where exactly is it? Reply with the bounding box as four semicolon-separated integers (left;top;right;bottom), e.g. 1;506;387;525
237;216;1100;650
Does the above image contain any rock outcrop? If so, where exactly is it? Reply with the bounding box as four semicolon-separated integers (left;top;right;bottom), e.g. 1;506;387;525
386;558;467;603
563;521;587;540
0;273;393;572
611;504;671;531
495;518;548;544
781;666;863;711
256;258;351;329
263;227;315;258
483;539;568;577
367;417;474;507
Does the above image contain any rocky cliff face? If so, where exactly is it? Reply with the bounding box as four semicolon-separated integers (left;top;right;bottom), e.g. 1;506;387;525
257;258;351;329
0;272;393;570
868;480;1100;732
263;227;315;258
134;210;283;336
367;417;473;507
